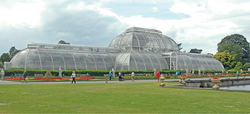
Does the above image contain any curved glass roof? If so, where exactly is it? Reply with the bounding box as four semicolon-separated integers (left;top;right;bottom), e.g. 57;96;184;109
5;27;225;71
9;48;116;70
109;27;179;52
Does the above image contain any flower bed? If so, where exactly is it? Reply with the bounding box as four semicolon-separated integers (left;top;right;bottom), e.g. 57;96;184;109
212;77;220;79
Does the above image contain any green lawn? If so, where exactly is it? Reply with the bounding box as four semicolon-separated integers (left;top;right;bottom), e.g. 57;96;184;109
0;82;250;113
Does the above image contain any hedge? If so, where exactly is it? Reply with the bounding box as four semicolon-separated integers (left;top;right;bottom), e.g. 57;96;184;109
4;68;225;76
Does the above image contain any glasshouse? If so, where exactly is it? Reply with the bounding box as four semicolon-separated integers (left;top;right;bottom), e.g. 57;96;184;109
4;27;224;71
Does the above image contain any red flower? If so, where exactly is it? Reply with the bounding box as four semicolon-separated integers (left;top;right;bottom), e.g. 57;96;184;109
213;77;220;79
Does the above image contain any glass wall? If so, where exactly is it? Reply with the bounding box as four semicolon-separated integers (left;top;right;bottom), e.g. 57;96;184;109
8;49;116;71
115;52;168;71
162;52;224;71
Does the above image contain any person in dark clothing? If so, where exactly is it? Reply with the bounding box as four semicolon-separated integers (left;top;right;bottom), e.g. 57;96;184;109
22;71;27;83
119;71;122;81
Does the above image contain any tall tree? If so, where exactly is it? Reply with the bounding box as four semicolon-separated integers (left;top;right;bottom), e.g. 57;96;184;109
0;53;11;64
58;40;70;44
177;43;183;51
217;34;250;64
214;51;237;70
9;46;20;59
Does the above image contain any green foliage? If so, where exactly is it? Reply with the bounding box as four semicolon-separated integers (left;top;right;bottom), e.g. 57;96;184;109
214;51;237;70
207;83;210;87
4;68;58;76
177;43;183;51
9;46;16;54
4;68;225;76
218;42;243;62
0;61;3;68
9;46;20;59
0;53;11;63
58;40;70;44
234;62;245;71
43;75;54;79
244;63;250;70
217;34;250;64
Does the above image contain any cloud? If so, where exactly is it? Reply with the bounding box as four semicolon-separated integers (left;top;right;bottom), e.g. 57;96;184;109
0;0;45;26
1;0;250;56
117;0;250;54
0;0;129;54
151;7;158;12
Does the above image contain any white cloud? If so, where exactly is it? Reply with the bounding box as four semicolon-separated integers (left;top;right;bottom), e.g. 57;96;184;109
152;7;158;12
117;0;250;54
67;2;118;17
0;0;45;27
1;0;250;55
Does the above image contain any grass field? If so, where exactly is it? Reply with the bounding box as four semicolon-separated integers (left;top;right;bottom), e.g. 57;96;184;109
0;82;250;113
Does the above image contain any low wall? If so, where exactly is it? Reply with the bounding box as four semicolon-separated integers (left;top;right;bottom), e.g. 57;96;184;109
185;78;250;88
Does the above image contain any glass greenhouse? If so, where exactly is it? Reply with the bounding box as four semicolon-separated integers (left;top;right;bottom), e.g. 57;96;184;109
5;27;224;71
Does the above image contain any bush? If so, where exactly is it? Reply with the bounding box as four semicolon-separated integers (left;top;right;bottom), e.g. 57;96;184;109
3;68;225;77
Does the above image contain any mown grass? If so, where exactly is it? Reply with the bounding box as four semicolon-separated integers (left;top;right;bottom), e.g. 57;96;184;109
0;82;250;113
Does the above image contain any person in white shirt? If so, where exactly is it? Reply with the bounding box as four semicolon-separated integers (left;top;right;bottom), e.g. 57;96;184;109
131;71;135;82
71;71;76;84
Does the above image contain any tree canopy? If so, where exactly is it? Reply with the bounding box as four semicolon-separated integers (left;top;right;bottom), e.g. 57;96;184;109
9;46;20;59
217;34;249;64
218;42;243;62
213;51;237;70
234;62;245;71
244;63;250;70
189;48;202;54
58;40;70;44
0;53;11;64
177;43;183;51
0;61;3;68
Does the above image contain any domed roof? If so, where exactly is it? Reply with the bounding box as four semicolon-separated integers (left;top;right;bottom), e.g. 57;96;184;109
109;27;179;52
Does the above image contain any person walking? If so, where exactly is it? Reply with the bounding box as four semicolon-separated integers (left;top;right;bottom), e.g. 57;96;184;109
156;71;160;82
131;71;135;82
109;71;112;81
86;73;90;77
119;71;122;81
1;69;4;81
71;71;76;84
22;71;27;83
236;71;239;78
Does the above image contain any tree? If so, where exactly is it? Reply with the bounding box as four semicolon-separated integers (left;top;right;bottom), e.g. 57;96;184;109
214;51;237;70
0;53;11;64
9;46;16;54
9;46;20;59
218;42;243;62
58;40;70;44
244;63;250;70
0;61;3;68
189;48;202;54
177;43;183;51
234;62;245;71
217;34;250;64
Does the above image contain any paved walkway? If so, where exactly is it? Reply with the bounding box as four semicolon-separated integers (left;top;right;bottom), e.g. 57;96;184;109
0;77;247;85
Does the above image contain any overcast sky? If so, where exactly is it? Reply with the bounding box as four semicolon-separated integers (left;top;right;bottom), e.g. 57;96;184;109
1;0;250;55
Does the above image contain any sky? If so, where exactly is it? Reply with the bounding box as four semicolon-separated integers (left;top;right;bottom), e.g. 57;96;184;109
1;0;250;55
